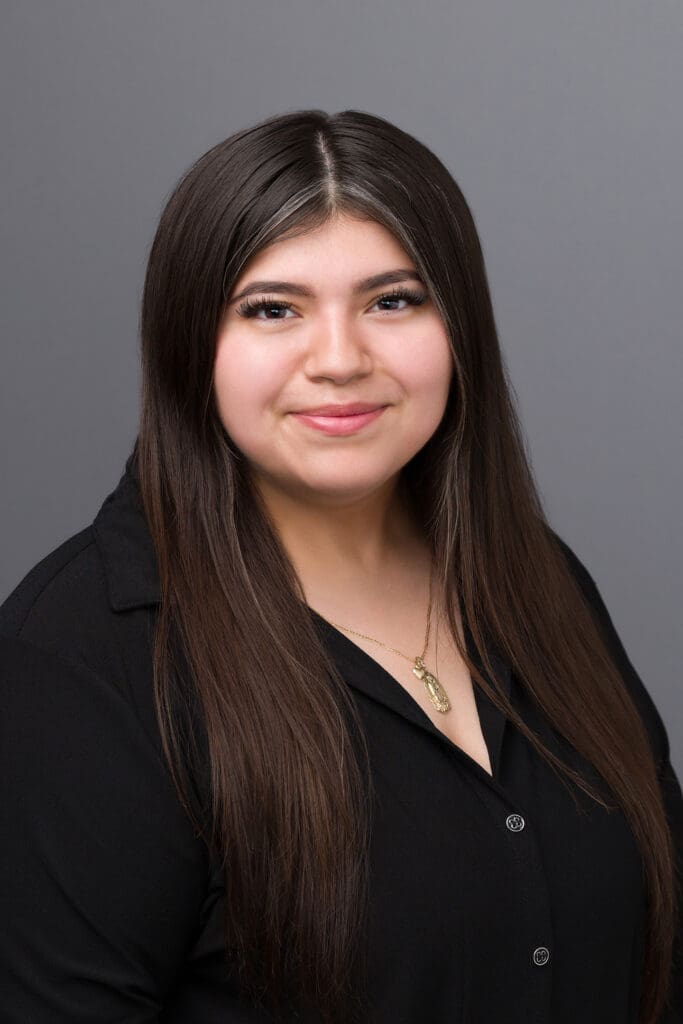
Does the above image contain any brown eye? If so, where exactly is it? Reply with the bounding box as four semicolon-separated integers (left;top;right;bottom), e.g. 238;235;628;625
371;287;427;312
235;286;427;323
236;297;295;321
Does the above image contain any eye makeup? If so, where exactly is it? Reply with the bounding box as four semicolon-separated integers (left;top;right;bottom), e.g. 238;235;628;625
235;286;428;322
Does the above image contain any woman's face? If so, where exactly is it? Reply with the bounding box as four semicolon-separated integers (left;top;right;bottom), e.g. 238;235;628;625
213;213;454;507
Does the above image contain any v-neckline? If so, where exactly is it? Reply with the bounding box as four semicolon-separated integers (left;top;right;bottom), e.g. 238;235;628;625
306;605;511;783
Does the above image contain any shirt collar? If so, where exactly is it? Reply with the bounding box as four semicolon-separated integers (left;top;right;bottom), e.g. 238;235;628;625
93;451;511;695
93;452;511;774
92;452;162;611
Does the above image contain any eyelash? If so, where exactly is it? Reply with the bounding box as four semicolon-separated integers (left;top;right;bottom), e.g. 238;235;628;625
235;286;427;321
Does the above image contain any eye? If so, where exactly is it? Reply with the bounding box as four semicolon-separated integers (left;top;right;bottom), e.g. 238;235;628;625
371;286;427;313
235;286;428;323
235;296;296;321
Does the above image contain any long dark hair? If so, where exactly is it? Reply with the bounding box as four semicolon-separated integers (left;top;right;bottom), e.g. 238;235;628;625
135;108;675;1023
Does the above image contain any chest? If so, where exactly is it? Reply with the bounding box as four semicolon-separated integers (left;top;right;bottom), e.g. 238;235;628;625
338;626;494;778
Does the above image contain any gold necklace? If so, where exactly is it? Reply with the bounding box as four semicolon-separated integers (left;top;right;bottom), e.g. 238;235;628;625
326;559;451;714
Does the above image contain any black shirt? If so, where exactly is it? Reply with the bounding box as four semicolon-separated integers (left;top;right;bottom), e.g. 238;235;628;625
1;453;682;1023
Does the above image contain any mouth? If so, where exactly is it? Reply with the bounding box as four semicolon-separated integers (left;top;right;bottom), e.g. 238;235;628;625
289;406;388;436
294;403;387;417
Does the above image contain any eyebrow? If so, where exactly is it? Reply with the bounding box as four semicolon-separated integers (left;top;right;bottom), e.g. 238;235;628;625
228;269;425;304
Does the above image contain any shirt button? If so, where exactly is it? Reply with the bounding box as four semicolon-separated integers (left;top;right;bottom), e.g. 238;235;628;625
532;946;550;966
506;813;525;831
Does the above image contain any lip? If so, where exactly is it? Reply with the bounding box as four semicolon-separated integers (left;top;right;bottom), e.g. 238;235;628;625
294;403;387;416
290;406;387;436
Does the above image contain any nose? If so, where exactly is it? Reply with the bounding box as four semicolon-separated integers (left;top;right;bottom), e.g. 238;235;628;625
303;315;373;383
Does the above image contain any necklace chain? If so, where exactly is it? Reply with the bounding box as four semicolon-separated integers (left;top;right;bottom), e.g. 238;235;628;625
327;570;432;663
325;557;451;713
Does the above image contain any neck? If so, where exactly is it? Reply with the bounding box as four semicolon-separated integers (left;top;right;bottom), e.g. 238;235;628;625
251;470;428;582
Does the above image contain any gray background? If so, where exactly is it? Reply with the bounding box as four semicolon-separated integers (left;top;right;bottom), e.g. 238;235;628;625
2;1;681;772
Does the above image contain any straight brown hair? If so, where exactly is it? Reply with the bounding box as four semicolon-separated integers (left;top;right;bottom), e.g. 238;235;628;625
135;108;676;1023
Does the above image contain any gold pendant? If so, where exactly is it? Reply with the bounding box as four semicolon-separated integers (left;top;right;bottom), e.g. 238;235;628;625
412;656;451;713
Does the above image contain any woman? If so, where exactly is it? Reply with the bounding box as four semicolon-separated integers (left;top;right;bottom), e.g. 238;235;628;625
1;108;680;1024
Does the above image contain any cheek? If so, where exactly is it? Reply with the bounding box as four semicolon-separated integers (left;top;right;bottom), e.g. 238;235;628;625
212;337;288;449
397;330;454;403
399;335;454;436
213;341;257;433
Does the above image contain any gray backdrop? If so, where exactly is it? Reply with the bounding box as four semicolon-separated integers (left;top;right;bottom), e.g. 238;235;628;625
2;1;681;773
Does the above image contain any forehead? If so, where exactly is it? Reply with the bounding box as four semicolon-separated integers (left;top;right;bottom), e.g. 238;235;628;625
229;216;416;294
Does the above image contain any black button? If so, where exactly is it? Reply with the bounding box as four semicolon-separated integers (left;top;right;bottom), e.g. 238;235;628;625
506;813;525;831
532;946;550;966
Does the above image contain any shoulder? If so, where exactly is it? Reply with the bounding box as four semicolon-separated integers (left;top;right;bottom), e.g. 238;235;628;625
0;511;205;849
547;527;600;600
0;487;166;764
2;524;102;643
0;527;190;825
547;527;672;771
0;524;136;698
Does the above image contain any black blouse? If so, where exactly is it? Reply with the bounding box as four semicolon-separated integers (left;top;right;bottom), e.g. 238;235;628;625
1;453;681;1023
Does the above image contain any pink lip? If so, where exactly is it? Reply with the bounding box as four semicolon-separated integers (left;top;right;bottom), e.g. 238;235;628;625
296;402;385;416
291;406;387;435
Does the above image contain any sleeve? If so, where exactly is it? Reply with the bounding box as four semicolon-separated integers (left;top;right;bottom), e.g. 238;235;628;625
552;533;683;1021
0;636;207;1023
659;753;683;1023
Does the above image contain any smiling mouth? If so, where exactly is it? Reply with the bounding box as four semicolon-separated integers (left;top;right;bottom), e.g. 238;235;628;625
290;406;388;435
294;404;387;416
